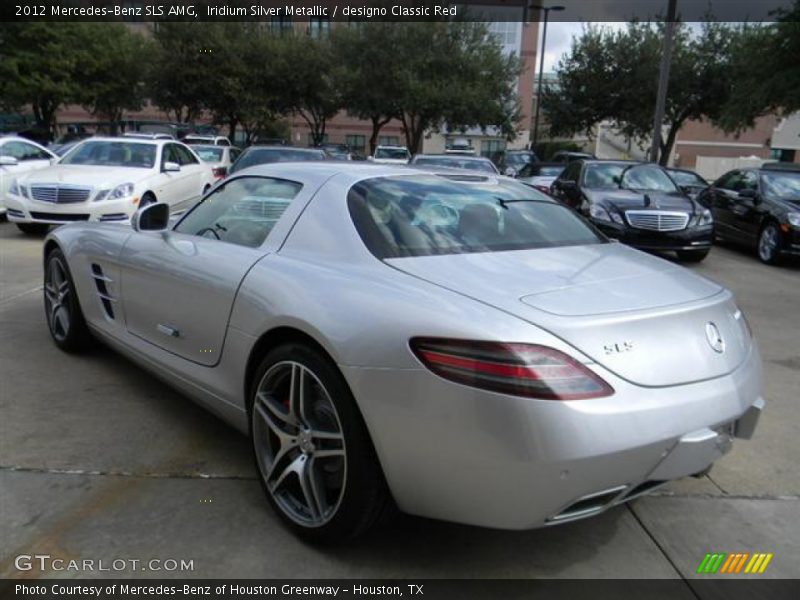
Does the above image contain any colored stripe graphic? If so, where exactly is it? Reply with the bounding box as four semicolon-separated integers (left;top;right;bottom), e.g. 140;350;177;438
700;552;774;574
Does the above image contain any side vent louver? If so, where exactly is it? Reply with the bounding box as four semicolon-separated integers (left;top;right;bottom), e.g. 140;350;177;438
90;264;116;319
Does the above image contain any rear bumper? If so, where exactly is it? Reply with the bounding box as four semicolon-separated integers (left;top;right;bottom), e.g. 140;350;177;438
593;221;713;251
343;342;763;530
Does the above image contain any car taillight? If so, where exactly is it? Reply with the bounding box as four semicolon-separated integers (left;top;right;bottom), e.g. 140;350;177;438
212;167;227;179
410;338;614;400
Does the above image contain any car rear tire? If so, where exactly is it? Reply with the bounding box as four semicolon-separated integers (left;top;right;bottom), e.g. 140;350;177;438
676;249;710;263
17;223;50;235
44;249;93;352
249;343;388;543
757;223;782;265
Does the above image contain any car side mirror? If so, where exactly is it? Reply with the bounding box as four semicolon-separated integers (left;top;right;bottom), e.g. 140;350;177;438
0;155;19;166
132;202;170;232
163;161;180;173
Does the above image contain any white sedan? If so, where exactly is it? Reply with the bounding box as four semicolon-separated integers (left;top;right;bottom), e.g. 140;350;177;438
0;136;58;216
5;137;215;234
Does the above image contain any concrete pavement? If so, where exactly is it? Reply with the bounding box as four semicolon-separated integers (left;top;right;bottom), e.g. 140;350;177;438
1;220;798;585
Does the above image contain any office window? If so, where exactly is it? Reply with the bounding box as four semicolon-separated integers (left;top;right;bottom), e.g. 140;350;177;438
480;140;506;158
346;135;366;154
309;17;331;39
378;136;400;147
270;17;293;34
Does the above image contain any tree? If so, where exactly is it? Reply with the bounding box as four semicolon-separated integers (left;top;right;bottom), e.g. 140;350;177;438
335;23;404;155
275;33;343;146
541;21;739;165
148;23;216;123
391;21;521;153
717;1;800;131
75;24;151;134
0;23;89;138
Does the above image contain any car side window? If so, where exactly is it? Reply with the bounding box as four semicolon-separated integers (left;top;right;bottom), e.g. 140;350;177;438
716;171;740;191
738;171;758;192
229;148;241;162
161;144;180;167
2;141;51;161
174;176;303;248
560;161;581;183
176;144;199;165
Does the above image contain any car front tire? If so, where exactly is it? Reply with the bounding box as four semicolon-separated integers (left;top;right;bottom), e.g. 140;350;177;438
17;223;50;235
249;343;388;543
44;249;93;352
676;249;710;263
757;223;782;265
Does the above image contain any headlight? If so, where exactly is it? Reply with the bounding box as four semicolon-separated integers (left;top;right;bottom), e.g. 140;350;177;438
8;180;27;198
590;204;622;223
94;183;134;202
788;212;800;228
693;209;713;227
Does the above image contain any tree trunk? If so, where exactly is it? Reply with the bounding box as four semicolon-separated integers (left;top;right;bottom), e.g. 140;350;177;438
400;112;426;153
369;115;392;155
659;115;687;166
227;117;238;143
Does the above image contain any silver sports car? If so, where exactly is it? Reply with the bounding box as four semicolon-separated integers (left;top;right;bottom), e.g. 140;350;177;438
43;163;764;542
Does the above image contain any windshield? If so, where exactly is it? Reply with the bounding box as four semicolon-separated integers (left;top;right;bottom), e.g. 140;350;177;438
348;175;603;258
375;147;409;160
60;141;156;168
506;152;536;167
230;148;325;173
532;166;564;177
669;170;706;187
761;171;800;202
583;163;627;190
193;147;224;162
414;157;497;174
621;164;680;193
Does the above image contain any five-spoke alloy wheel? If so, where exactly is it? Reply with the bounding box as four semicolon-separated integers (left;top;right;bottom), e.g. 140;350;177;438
44;249;92;352
758;223;782;265
250;344;387;542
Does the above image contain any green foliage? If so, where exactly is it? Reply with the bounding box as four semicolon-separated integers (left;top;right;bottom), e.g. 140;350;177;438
542;21;739;164
718;1;800;130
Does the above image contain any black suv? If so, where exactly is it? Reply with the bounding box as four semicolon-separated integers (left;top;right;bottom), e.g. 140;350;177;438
697;163;800;264
551;160;714;262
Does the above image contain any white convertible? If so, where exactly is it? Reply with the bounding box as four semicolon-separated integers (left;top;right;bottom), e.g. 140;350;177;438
5;137;215;234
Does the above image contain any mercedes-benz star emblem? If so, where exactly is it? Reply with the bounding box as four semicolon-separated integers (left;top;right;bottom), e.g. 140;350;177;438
705;322;725;353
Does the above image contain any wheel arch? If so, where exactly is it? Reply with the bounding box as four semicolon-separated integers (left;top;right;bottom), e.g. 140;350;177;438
43;238;62;266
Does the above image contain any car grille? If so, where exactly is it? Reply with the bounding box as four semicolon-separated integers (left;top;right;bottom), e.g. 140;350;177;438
30;184;92;204
625;210;689;232
30;212;89;222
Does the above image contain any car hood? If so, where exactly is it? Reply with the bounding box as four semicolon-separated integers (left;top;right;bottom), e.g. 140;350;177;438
372;158;409;165
586;189;698;213
387;243;750;387
19;164;150;188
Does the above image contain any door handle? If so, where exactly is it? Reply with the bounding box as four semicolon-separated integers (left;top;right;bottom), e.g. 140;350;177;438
156;323;180;338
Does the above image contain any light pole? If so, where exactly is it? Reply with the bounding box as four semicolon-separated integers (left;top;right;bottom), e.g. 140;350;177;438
649;0;678;164
531;4;565;151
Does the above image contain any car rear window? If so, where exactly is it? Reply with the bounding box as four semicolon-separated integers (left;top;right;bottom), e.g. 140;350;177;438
348;175;604;258
194;147;224;162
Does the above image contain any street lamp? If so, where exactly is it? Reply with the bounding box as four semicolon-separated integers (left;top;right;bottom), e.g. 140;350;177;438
531;4;565;151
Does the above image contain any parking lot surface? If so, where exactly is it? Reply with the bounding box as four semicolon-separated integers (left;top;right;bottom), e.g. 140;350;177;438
1;219;798;585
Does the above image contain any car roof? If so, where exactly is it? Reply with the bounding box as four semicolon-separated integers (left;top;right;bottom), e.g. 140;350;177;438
413;154;490;160
759;162;800;172
87;136;166;145
232;162;547;192
0;136;49;147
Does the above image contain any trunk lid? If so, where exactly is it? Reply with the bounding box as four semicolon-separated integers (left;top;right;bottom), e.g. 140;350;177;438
387;243;750;387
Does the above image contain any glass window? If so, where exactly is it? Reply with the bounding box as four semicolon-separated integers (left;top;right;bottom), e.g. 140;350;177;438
582;163;627;189
559;161;582;183
738;171;758;192
161;144;181;167
194;147;225;162
348;175;604;258
668;169;706;187
229;148;326;174
1;141;51;161
716;170;741;191
309;17;331;38
175;176;302;247
60;141;156;168
620;164;679;193
761;171;800;201
229;148;242;163
480;140;506;158
176;144;199;165
378;136;400;147
346;135;366;154
413;156;497;174
374;147;410;160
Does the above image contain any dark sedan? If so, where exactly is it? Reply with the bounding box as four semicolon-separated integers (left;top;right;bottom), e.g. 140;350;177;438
551;160;714;262
229;146;327;175
698;163;800;264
